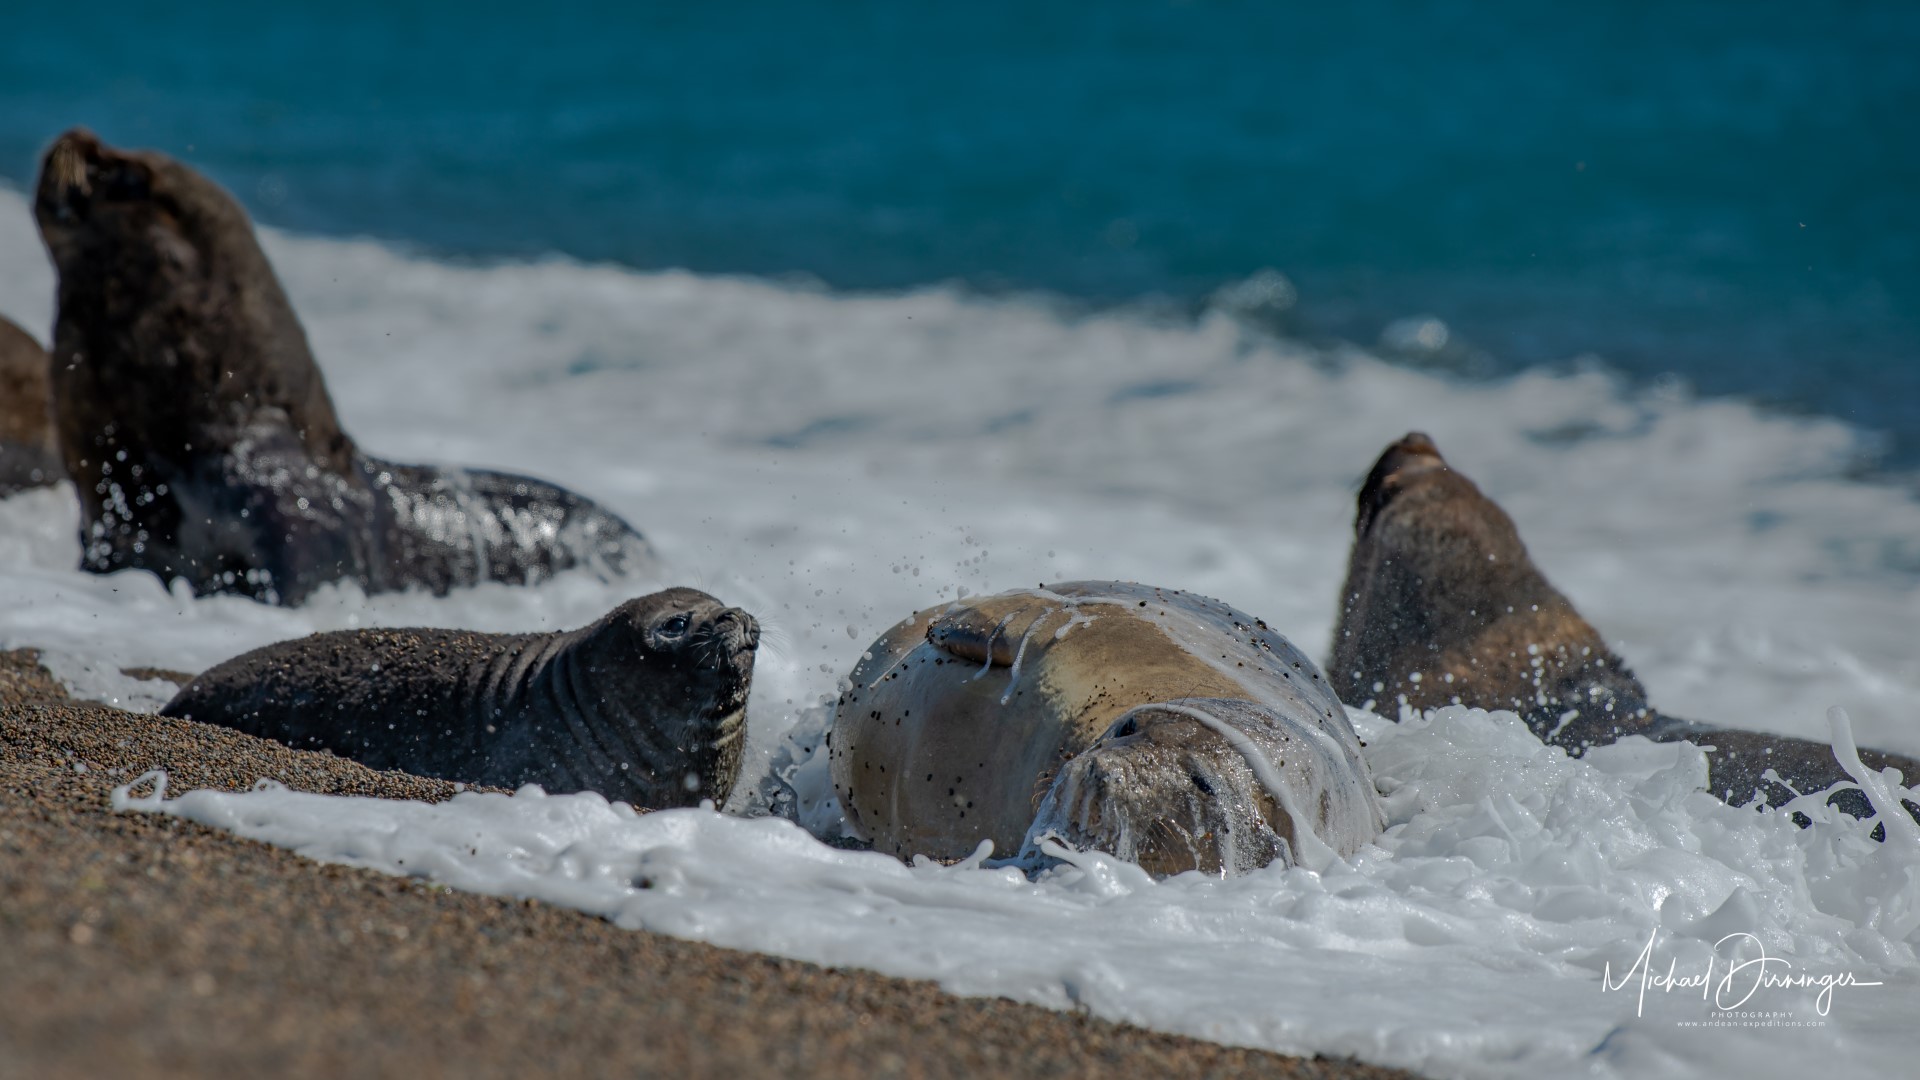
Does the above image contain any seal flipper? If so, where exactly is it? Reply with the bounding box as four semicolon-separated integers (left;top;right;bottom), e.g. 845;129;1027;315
1642;714;1920;824
927;601;1075;669
928;609;1020;667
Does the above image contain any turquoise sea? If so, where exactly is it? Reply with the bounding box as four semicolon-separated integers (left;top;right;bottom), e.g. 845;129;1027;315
2;1;1915;464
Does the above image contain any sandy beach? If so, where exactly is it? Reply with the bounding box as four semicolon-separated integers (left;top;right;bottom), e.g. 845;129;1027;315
0;649;1413;1079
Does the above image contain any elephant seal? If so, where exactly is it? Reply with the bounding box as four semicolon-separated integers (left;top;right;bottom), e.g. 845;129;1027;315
162;588;759;808
0;315;62;495
832;581;1384;876
32;128;653;605
1332;432;1920;815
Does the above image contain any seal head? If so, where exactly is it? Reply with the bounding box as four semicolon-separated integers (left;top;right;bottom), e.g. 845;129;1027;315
1026;698;1378;876
1331;432;1651;748
36;128;354;476
569;589;762;801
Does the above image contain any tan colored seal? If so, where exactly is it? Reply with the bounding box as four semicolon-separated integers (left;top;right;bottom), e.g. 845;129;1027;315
1331;432;1920;816
833;581;1383;876
0;315;61;495
1329;432;1649;748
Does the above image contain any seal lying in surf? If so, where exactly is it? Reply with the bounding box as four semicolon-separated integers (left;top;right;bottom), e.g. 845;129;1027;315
162;588;759;808
0;314;62;495
32;128;652;605
832;581;1384;876
1332;432;1920;815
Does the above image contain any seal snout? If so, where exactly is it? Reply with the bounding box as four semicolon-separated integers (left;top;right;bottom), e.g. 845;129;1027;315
36;128;155;229
1355;430;1450;534
699;607;761;663
1041;740;1231;877
40;129;100;217
1044;752;1127;844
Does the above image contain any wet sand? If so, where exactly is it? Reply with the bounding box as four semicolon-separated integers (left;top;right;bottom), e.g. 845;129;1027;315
0;649;1416;1079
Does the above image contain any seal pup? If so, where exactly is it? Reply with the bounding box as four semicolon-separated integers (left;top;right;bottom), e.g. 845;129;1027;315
33;128;653;605
833;581;1384;876
0;315;62;495
1332;432;1920;814
162;588;759;808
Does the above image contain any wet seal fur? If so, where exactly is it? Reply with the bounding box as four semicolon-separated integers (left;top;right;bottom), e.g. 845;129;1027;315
0;315;62;495
833;581;1384;876
163;588;759;808
1333;432;1920;820
33;129;653;605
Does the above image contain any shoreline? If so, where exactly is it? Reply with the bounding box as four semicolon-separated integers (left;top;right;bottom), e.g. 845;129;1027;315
0;649;1415;1079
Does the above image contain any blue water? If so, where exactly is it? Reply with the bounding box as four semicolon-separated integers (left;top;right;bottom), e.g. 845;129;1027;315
3;2;1916;464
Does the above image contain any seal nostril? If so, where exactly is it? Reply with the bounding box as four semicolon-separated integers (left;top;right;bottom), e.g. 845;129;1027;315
1190;771;1215;795
1111;716;1138;739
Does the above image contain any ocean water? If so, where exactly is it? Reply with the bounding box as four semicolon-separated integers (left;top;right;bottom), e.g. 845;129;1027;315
2;2;1916;463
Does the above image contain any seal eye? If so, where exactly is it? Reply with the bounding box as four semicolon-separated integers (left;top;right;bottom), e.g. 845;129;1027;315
101;162;150;202
660;614;691;636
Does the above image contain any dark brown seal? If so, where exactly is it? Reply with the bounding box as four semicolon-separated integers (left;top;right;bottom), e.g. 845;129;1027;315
161;588;760;808
32;128;653;605
0;315;62;495
1332;432;1920;817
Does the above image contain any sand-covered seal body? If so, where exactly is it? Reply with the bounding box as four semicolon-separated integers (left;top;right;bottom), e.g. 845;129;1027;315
33;129;652;605
163;588;759;807
833;581;1383;875
1332;432;1920;815
0;315;61;495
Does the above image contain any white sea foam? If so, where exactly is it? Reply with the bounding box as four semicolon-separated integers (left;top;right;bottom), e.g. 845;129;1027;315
113;706;1920;1079
5;184;1920;1076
